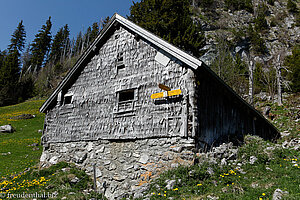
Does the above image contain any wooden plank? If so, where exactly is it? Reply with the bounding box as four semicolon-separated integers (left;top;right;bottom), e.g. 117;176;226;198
158;83;171;91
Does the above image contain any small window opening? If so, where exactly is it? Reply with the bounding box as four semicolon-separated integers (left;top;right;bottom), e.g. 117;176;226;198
119;90;134;102
64;95;72;105
117;52;123;62
116;52;125;72
117;64;125;71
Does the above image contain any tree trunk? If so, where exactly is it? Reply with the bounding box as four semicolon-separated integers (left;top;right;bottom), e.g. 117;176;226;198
276;55;282;105
248;60;254;105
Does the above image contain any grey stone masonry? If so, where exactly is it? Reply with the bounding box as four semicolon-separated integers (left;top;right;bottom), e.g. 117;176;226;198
40;137;195;199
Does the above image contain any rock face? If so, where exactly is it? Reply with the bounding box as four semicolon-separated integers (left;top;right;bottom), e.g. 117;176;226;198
40;137;195;199
0;125;14;133
198;0;299;83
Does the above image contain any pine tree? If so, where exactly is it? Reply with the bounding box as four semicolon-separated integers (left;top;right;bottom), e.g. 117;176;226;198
84;27;92;49
50;24;70;64
8;20;26;53
0;21;26;106
101;16;110;28
90;22;99;43
0;50;6;69
0;50;20;105
30;16;52;72
74;31;83;56
129;0;205;57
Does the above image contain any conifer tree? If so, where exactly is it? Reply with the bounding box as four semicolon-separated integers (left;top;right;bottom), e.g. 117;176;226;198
74;31;83;55
0;50;6;69
50;24;70;64
8;20;26;53
0;21;26;106
0;50;20;105
102;16;110;28
90;22;99;43
129;0;205;57
84;27;92;49
30;16;52;72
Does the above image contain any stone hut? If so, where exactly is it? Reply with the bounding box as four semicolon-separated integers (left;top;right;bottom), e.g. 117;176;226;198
39;14;279;198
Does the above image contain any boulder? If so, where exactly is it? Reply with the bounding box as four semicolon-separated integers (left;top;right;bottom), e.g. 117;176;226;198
165;180;176;190
263;106;271;116
249;156;258;164
10;114;34;120
0;125;14;133
272;188;288;200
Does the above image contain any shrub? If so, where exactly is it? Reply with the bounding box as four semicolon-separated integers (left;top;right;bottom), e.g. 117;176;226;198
284;45;300;92
224;0;253;13
267;0;275;6
254;4;269;32
198;0;215;9
247;25;268;55
287;0;298;13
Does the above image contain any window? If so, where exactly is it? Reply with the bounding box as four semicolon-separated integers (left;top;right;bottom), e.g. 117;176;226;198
64;95;72;105
116;52;125;73
117;63;125;71
117;52;123;62
116;89;136;114
119;90;134;102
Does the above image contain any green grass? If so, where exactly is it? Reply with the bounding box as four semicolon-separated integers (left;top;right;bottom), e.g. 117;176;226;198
0;100;45;177
146;137;300;200
0;162;105;200
0;100;105;199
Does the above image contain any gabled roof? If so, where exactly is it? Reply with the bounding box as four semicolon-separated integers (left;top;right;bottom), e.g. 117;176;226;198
40;13;203;113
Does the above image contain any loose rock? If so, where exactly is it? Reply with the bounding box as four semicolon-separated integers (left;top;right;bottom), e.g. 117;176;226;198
272;188;289;200
0;125;14;133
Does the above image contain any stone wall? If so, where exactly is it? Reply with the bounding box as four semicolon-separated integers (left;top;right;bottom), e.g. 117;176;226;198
40;137;196;199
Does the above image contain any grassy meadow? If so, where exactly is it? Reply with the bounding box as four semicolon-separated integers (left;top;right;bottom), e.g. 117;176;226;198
0;100;45;177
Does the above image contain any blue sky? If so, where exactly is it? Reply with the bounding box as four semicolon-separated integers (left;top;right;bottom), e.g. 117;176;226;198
0;0;138;51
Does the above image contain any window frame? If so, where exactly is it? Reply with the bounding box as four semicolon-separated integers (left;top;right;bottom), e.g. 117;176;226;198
115;88;137;115
116;52;125;74
63;93;73;105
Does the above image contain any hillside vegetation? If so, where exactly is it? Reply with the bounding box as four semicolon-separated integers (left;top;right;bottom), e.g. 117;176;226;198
0;95;299;199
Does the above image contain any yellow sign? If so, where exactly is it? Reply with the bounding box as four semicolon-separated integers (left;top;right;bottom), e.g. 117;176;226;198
151;89;182;99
